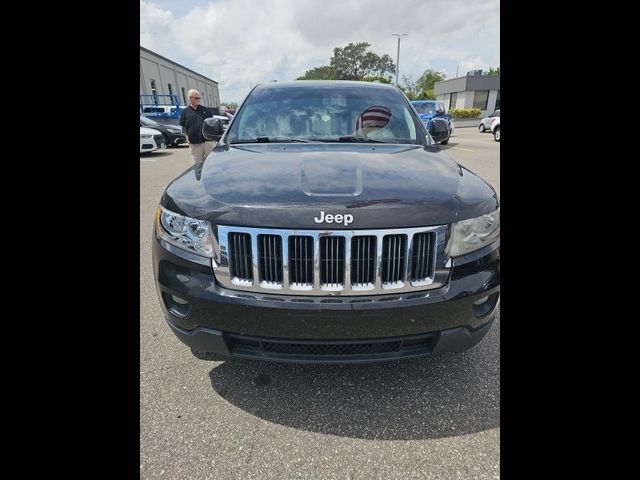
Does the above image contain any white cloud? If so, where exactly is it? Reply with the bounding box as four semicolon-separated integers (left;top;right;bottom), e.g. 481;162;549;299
140;1;174;52
140;0;499;102
459;56;492;75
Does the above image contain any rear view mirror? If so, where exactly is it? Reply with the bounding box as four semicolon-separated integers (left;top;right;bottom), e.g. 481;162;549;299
202;118;224;141
428;118;449;142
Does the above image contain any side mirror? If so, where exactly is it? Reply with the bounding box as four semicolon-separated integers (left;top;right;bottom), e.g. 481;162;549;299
428;118;449;142
202;117;224;141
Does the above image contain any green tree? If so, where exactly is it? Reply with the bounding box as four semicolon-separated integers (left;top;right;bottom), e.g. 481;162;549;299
400;70;445;100
362;75;392;84
329;42;395;80
417;69;446;93
297;65;337;80
488;67;500;76
399;75;422;99
224;101;238;109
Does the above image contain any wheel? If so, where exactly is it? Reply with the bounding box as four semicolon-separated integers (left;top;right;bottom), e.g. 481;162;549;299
440;137;450;145
479;124;486;133
493;127;500;142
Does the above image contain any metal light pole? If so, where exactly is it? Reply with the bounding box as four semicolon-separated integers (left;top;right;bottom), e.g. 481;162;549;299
391;33;408;86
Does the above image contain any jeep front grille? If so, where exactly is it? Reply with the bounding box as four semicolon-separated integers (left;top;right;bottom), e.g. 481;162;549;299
215;225;450;296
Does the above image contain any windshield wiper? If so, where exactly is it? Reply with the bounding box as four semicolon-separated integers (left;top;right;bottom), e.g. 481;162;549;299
336;136;384;143
230;136;312;144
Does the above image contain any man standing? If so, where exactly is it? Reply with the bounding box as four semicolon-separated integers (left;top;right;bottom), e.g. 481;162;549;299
179;89;214;163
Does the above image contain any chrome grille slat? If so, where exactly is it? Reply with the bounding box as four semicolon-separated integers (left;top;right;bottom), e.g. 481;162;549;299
289;236;314;287
216;225;448;296
258;234;283;286
228;232;253;282
411;232;435;283
381;234;406;286
320;236;345;288
351;236;376;288
243;235;250;280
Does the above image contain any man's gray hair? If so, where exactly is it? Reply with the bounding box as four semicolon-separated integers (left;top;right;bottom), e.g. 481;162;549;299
188;89;201;98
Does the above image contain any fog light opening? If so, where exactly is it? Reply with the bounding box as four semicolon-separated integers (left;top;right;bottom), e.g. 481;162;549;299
172;295;189;305
472;292;499;319
161;292;191;318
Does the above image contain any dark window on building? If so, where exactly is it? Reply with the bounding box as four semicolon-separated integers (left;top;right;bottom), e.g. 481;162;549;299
495;90;500;110
150;79;157;101
473;90;489;110
168;83;173;97
181;87;187;105
449;92;458;109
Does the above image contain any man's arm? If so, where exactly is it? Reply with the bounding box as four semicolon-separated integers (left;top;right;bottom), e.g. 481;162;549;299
179;109;189;143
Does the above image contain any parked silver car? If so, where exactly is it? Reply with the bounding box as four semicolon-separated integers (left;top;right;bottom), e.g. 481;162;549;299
491;117;500;142
478;109;500;132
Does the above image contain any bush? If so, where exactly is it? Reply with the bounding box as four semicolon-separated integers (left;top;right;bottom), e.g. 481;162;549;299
449;108;482;119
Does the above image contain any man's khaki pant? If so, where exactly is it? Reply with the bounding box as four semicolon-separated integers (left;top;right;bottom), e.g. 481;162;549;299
188;141;215;163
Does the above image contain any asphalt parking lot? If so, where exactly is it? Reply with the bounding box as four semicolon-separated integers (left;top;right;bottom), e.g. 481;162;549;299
140;126;500;479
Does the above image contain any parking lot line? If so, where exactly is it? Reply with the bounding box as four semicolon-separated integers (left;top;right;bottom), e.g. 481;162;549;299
140;158;157;162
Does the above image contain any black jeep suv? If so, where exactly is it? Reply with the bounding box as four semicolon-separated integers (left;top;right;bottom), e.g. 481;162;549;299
152;80;500;364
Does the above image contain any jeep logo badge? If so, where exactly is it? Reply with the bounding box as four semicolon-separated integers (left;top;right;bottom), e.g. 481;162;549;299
314;211;353;226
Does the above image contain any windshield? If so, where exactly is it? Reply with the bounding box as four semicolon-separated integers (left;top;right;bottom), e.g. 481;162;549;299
140;116;159;126
227;85;424;144
412;102;438;115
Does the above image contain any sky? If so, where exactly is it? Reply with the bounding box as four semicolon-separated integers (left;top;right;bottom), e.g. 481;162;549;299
141;0;499;104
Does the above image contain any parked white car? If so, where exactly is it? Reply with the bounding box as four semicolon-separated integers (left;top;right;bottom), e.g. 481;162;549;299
140;127;165;153
491;117;500;142
478;109;500;132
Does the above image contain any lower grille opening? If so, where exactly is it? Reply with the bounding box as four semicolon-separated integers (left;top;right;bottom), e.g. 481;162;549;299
262;341;401;355
228;333;438;359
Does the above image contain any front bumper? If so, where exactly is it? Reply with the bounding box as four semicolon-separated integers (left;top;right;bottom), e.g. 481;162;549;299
165;132;185;146
152;235;500;363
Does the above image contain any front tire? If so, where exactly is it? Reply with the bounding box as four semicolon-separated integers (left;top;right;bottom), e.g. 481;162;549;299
493;127;500;142
441;137;450;145
479;124;486;133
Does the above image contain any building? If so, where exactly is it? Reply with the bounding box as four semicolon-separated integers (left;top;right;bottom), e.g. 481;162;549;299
434;72;500;115
140;46;220;109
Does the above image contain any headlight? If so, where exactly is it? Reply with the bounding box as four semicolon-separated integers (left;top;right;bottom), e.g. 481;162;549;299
140;135;152;139
155;206;214;257
449;208;500;256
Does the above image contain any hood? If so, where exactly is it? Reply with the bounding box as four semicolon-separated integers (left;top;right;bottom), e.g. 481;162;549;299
162;143;498;229
140;127;161;135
